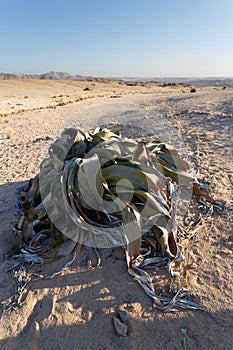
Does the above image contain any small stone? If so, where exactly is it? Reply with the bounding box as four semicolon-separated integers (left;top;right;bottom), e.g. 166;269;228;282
197;276;203;284
190;262;198;269
181;328;187;336
113;315;128;336
67;302;74;313
34;321;40;332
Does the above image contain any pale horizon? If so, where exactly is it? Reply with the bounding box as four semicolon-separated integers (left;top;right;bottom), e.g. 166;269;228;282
1;71;233;80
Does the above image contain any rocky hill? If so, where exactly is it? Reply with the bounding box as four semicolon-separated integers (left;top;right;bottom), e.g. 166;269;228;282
0;71;84;80
39;71;84;80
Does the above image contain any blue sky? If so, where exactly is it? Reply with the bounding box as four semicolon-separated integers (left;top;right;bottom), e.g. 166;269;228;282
1;0;233;77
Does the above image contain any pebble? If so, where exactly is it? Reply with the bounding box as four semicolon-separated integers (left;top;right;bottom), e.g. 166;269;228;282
67;301;74;313
113;315;128;337
181;328;187;336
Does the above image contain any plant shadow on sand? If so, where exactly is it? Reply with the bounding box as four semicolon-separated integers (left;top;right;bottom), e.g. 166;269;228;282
0;181;25;253
0;262;232;350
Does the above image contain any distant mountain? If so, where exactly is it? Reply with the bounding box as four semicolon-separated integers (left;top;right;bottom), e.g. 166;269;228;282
0;71;85;80
39;71;84;80
1;72;233;87
139;77;233;87
183;78;233;87
0;72;38;80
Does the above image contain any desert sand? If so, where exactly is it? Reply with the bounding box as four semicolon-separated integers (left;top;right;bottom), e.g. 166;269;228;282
0;80;232;350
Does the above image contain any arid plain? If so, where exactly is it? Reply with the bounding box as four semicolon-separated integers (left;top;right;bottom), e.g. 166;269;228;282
0;79;232;350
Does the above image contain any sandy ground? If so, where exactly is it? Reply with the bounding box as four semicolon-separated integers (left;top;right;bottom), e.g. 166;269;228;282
0;79;190;117
0;81;232;350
